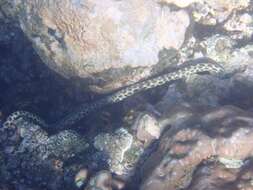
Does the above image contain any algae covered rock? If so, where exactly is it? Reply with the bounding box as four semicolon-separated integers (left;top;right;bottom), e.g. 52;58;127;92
94;128;134;175
93;127;145;176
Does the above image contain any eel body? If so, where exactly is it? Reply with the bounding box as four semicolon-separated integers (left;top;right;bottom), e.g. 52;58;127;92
3;58;224;129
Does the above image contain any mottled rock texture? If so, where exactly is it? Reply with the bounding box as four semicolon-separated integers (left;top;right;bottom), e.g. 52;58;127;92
94;128;133;174
185;158;253;190
11;0;190;93
140;105;253;190
0;114;88;189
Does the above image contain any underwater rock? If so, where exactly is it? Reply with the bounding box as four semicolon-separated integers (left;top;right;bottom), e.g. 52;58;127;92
223;12;253;40
192;2;218;25
158;0;199;8
75;168;89;188
94;128;144;176
0;0;16;22
12;0;190;93
159;0;249;12
201;35;235;63
85;171;113;190
155;83;185;114
205;0;249;11
133;113;161;144
85;170;125;190
218;157;244;169
185;159;253;190
201;34;253;76
140;105;253;190
192;0;250;25
185;74;229;106
94;128;133;175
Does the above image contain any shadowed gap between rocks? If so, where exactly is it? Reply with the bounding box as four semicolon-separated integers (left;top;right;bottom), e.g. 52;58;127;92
0;22;130;135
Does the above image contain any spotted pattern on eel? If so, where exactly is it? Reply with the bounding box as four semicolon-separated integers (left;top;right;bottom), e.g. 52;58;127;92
3;58;225;130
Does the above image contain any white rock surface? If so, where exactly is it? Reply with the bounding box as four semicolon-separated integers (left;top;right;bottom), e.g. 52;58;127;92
158;0;200;8
134;113;161;144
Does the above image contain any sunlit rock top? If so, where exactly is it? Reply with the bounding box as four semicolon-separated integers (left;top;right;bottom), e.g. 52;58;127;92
12;0;190;92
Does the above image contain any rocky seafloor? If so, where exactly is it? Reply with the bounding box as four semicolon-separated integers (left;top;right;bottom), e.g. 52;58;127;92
2;1;253;190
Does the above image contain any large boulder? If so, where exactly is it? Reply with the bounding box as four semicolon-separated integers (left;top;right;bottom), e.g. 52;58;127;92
11;0;190;93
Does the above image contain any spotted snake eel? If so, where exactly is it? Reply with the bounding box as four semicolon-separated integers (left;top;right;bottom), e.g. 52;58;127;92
3;58;225;130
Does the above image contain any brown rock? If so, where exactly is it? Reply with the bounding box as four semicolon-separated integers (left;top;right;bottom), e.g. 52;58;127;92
140;105;253;190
